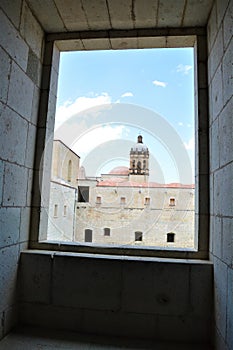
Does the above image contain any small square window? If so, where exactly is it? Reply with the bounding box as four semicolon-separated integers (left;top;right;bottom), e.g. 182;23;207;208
167;233;175;243
135;231;143;241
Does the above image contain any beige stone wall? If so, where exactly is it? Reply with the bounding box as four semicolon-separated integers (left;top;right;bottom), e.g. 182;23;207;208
75;185;195;248
51;140;80;187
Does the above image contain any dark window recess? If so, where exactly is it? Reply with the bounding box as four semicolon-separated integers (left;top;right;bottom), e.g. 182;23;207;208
167;232;175;242
78;186;89;202
104;228;110;236
135;231;143;241
85;229;92;242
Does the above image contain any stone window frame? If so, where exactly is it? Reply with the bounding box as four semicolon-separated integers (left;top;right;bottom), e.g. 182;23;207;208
167;232;175;243
30;28;209;259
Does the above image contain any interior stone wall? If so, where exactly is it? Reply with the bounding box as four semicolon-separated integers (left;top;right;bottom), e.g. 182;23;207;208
0;1;44;339
207;1;233;349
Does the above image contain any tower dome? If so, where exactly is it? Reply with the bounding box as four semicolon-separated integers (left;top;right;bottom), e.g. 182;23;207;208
131;135;149;153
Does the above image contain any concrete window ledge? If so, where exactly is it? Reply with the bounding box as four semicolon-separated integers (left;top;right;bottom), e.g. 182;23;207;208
18;250;213;344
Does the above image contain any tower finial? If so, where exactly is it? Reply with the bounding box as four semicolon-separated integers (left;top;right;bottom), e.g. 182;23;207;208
137;134;143;143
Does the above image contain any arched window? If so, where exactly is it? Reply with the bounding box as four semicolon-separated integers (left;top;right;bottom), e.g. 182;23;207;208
85;229;92;242
143;159;146;169
169;197;175;206
67;160;72;182
137;161;141;174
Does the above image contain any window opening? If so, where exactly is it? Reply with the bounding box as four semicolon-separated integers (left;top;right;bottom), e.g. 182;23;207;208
104;228;110;236
78;186;89;202
67;160;72;182
36;39;205;256
135;231;143;241
167;232;175;243
54;204;58;217
85;229;92;242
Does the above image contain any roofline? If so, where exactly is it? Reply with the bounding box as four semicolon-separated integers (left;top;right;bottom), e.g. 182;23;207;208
53;139;80;158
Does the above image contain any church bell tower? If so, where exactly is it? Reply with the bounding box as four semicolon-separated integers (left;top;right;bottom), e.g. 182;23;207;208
129;135;149;183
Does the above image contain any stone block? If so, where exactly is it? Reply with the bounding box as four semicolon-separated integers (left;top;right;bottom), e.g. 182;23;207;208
0;9;28;71
216;0;229;29
19;252;52;304
83;309;156;339
0;104;28;166
222;218;233;267
25;123;37;168
19;207;30;243
223;1;233;49
222;40;233;106
81;0;111;31
133;0;157;28
157;0;185;27
213;169;221;216
213;257;228;339
227;267;233;348
3;304;18;336
0;244;19;313
31;85;40;125
2;163;28;207
107;0;133;30
26;48;42;86
0;207;20;249
211;64;223;120
122;260;189;315
207;3;217;53
26;168;33;207
0;160;3;205
8;62;34;120
219;163;233;217
219;97;233;167
210;118;220;172
20;1;44;59
189;263;213;317
183;0;213;27
212;216;222;259
0;46;11;103
0;0;22;29
52;255;122;311
158;315;211;343
19;303;83;332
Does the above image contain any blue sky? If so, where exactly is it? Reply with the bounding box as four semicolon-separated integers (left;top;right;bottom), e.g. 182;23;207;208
55;48;195;183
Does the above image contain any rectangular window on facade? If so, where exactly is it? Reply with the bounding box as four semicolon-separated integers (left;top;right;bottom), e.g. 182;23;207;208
167;233;175;242
120;197;126;205
135;231;143;242
78;186;89;202
104;228;110;236
169;198;175;206
63;205;67;216
96;196;101;204
145;197;150;205
85;229;93;242
54;204;58;217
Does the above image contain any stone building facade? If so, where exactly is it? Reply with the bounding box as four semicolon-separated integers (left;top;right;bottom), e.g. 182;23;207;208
74;136;195;248
47;140;79;241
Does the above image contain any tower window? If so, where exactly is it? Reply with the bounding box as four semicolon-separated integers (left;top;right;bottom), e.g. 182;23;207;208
145;197;150;205
104;228;110;236
85;229;92;242
167;233;175;243
169;198;175;206
135;231;143;241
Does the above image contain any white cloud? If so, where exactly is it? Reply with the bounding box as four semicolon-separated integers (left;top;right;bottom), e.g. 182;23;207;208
152;80;167;88
176;64;192;75
184;137;195;151
55;93;112;129
178;122;183;126
121;92;133;98
73;125;125;158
